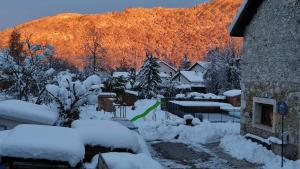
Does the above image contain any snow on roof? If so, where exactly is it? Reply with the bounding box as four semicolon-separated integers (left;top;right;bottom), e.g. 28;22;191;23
0;125;85;167
113;72;129;78
187;92;225;100
125;90;138;96
99;92;117;97
175;84;192;89
223;89;241;97
71;120;139;152
180;71;204;83
0;100;58;125
170;101;232;108
86;153;163;169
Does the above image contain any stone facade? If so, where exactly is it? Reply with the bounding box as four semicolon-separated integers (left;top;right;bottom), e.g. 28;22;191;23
240;0;300;159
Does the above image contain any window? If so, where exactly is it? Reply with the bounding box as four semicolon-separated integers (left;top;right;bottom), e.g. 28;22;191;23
252;97;276;132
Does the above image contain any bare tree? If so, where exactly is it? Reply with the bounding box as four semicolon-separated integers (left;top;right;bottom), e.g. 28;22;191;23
83;25;106;74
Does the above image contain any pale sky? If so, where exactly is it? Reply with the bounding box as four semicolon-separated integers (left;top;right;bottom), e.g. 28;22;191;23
0;0;208;30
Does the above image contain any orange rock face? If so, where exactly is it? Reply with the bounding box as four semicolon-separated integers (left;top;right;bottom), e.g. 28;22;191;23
0;0;242;69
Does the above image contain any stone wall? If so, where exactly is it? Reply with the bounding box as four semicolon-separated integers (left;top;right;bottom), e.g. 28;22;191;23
240;0;300;159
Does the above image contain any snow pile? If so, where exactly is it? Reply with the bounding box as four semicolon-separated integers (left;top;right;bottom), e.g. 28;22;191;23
178;121;240;144
220;135;300;169
71;120;140;153
183;114;194;120
85;153;163;169
0;100;58;125
138;120;240;144
79;105;113;120
83;75;101;89
0;125;85;167
223;89;241;97
245;133;282;145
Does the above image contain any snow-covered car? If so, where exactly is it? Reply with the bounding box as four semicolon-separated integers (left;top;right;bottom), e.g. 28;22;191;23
71;120;148;161
0;125;85;169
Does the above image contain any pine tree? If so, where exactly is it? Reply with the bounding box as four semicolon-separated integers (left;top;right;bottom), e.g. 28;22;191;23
136;53;162;98
180;55;191;70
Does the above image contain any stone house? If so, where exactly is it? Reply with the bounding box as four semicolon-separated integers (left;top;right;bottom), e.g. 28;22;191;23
230;0;300;159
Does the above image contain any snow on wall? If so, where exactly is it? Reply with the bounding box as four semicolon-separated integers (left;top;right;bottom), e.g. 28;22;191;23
0;100;58;125
0;125;85;167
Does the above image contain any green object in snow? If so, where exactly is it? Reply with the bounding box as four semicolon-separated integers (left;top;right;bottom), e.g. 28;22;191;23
130;101;161;122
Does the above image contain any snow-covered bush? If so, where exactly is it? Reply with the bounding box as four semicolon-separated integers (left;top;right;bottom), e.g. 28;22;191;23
45;71;101;126
0;31;56;101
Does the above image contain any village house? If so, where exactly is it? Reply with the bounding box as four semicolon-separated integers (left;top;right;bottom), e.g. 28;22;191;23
171;61;209;92
230;0;300;159
157;60;177;81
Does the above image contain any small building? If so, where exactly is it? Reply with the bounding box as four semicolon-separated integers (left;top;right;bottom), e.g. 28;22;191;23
0;100;58;130
230;0;300;159
120;90;138;106
97;92;117;112
223;89;241;107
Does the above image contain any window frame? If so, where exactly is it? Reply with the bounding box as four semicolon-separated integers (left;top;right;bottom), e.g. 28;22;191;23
252;97;277;132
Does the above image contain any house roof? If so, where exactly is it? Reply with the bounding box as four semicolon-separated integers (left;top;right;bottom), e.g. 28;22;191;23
188;61;210;71
229;0;264;37
172;71;204;83
158;60;177;71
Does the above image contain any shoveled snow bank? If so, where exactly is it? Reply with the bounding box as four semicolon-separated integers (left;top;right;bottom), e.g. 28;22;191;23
0;125;85;167
220;135;300;169
0;100;58;125
85;153;163;169
223;89;241;97
138;120;240;144
71;120;139;153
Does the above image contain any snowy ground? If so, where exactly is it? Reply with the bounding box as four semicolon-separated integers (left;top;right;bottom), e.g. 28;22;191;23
79;99;300;169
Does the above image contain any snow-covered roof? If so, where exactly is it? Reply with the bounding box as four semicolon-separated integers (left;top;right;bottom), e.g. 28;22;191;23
223;89;241;97
229;0;264;37
0;125;85;167
186;92;226;100
113;72;129;78
0;100;58;125
125;90;138;96
71;120;139;152
170;101;233;108
179;71;204;83
99;92;117;97
0;130;10;154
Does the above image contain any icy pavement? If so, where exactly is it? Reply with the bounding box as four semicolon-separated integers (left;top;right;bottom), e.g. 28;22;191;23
150;141;260;169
